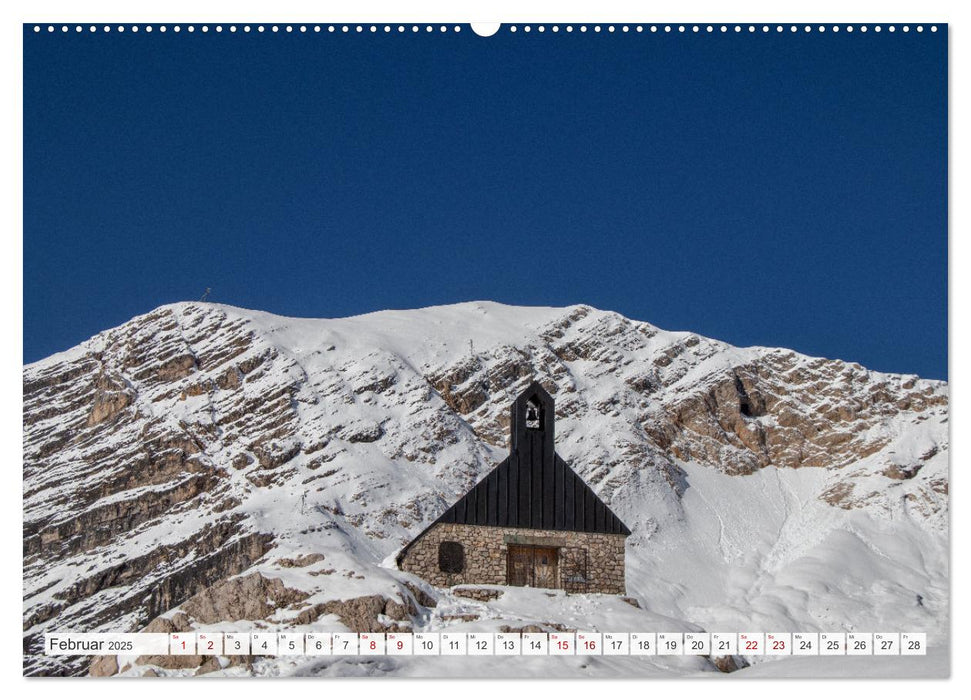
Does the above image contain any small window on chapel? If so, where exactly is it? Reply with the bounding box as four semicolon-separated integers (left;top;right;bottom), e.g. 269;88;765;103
438;541;464;573
525;397;542;429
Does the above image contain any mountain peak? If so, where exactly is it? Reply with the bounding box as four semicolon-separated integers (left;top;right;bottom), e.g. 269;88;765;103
22;300;948;676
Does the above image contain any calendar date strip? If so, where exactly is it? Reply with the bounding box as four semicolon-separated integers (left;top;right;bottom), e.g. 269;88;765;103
44;631;927;657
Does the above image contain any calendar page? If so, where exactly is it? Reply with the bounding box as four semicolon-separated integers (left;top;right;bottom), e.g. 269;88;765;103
21;6;948;681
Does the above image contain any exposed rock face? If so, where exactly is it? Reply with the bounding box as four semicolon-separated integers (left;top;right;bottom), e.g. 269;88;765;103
642;356;945;475
142;612;193;634
180;572;309;624
318;594;411;632
22;301;948;676
454;587;504;602
276;553;326;568
711;655;749;673
88;654;118;677
403;582;438;610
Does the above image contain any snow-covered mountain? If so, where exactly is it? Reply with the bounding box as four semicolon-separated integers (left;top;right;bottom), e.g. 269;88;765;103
22;302;949;677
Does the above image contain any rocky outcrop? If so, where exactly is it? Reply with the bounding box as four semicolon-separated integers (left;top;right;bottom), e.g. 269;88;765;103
88;655;119;677
276;553;326;568
711;655;749;673
181;573;308;623
454;586;503;602
640;356;946;475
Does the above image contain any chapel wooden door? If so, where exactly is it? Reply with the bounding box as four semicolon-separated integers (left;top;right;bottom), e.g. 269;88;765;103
506;545;558;589
507;545;531;586
531;547;557;588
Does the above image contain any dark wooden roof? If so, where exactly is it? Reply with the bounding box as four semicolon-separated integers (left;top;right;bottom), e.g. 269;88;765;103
397;381;630;565
433;452;630;534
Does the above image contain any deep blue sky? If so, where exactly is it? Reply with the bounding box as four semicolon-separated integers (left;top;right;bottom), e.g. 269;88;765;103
24;25;947;379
